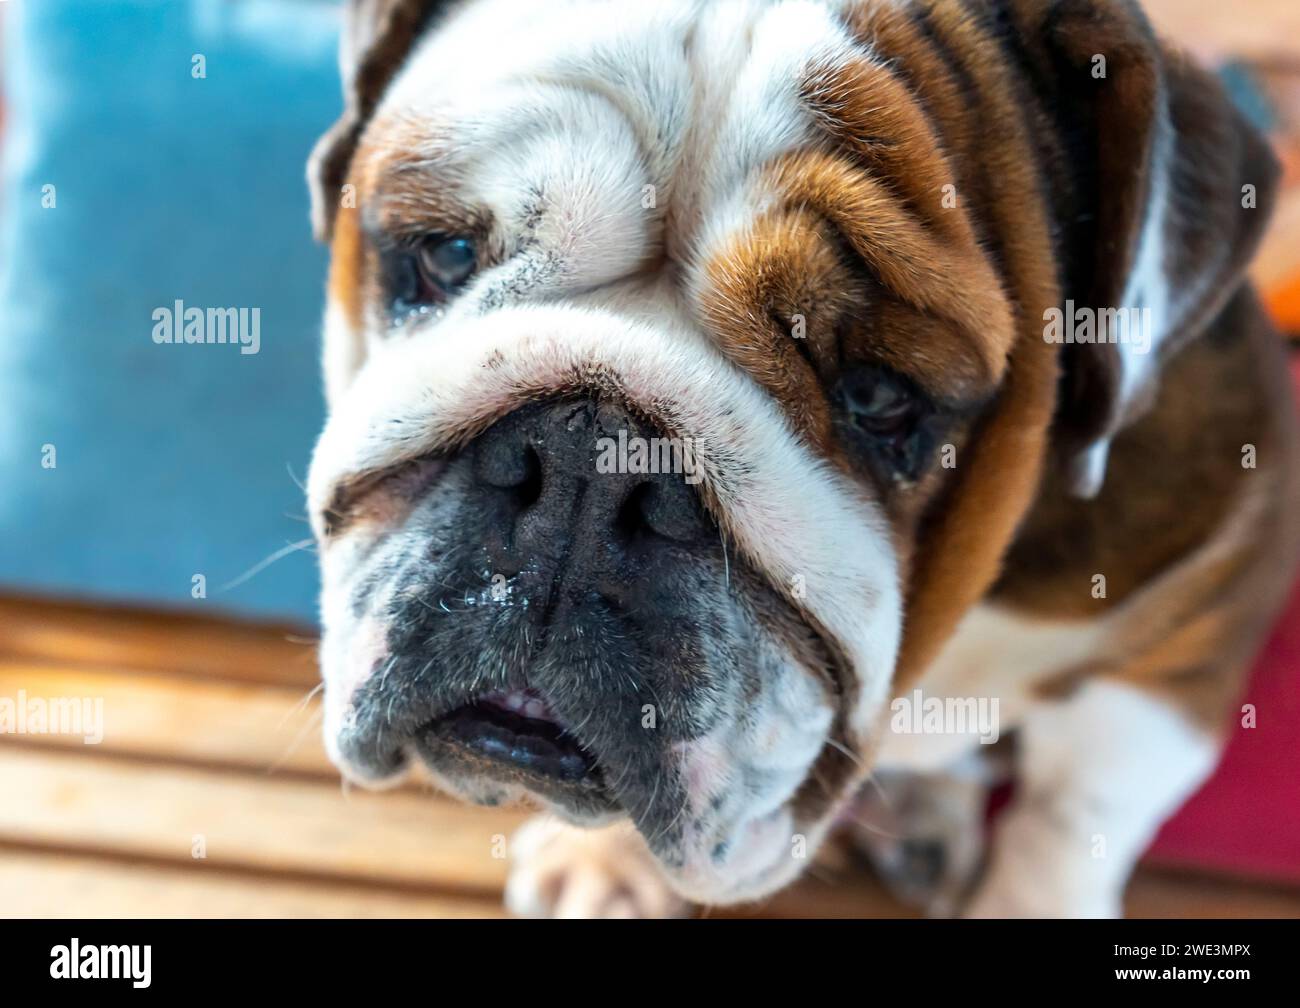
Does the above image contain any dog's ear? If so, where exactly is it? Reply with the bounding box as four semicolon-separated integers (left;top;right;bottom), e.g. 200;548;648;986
308;0;446;242
1035;1;1279;497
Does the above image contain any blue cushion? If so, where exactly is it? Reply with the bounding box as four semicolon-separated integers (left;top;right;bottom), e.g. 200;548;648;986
0;0;342;622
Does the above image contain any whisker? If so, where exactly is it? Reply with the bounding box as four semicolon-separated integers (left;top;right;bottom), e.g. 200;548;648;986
218;538;316;593
286;461;308;494
824;736;867;772
269;707;325;775
278;681;325;728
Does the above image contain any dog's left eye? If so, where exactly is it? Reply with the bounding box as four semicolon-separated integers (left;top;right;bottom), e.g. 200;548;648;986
389;235;477;313
837;366;937;482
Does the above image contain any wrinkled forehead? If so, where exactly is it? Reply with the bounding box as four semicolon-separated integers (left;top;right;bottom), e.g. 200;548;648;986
345;0;1014;412
372;0;831;167
357;0;841;244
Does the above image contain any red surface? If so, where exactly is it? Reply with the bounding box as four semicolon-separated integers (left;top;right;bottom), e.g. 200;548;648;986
1144;354;1300;882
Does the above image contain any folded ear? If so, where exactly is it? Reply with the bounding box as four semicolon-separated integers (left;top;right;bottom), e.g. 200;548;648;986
308;0;445;242
1039;0;1280;496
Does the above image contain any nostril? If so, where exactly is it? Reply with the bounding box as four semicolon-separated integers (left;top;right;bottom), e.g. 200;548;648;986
475;425;543;498
615;482;655;543
616;478;707;544
515;444;543;509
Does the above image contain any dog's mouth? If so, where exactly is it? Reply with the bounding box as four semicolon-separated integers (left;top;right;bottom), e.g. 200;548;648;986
421;689;608;794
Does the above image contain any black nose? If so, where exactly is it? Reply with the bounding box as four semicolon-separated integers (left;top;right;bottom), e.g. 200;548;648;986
338;398;721;811
471;397;711;580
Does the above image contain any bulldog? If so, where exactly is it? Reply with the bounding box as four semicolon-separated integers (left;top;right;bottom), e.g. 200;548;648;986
304;0;1300;917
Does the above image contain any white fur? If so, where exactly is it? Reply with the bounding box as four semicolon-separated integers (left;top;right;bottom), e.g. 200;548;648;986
506;816;687;919
877;603;1107;772
1114;105;1173;402
869;603;1220;917
967;679;1217;918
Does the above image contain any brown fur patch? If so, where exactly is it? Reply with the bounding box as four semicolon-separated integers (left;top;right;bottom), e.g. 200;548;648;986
1008;291;1300;732
997;295;1276;615
353;122;489;242
328;205;365;334
308;0;450;241
698;208;861;454
766;149;1013;379
816;2;1063;688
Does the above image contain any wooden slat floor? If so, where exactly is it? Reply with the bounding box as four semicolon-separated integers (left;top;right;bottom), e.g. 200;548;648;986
2;595;1299;918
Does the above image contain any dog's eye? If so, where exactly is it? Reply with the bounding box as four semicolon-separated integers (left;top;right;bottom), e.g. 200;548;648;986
389;235;477;313
419;236;477;291
837;366;937;482
843;370;915;433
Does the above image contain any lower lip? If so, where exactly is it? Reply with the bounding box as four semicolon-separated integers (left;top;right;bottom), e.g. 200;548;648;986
424;699;605;787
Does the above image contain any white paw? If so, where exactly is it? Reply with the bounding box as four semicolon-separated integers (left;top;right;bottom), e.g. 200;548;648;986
504;816;689;919
963;877;1120;919
961;805;1123;918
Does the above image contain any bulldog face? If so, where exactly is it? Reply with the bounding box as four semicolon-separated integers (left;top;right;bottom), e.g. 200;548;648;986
306;0;1256;902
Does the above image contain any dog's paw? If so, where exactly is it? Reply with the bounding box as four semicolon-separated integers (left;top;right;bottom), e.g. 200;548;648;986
962;869;1120;919
960;805;1122;919
846;768;989;917
504;816;688;919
